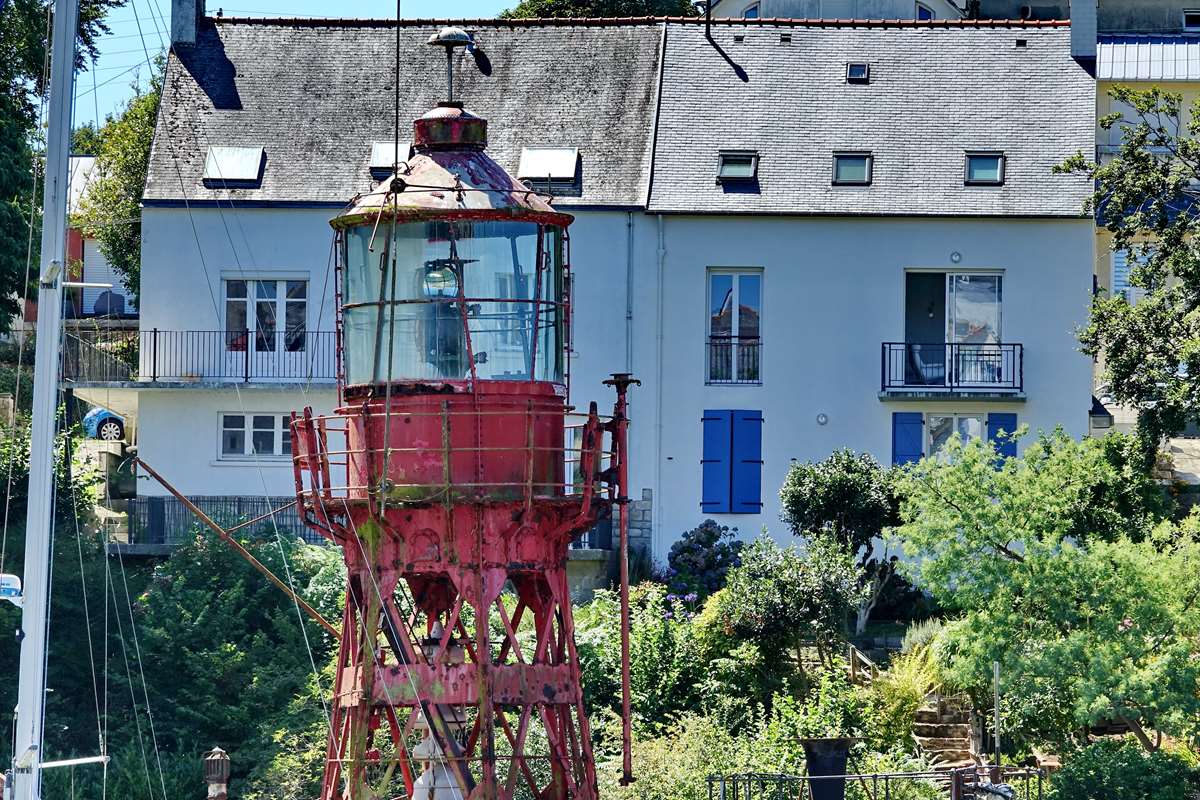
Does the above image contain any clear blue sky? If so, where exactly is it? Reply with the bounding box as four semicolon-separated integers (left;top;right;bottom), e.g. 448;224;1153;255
75;0;511;128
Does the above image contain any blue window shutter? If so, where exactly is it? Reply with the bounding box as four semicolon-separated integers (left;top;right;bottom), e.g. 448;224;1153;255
701;410;733;513
731;410;764;513
892;412;924;465
987;413;1018;458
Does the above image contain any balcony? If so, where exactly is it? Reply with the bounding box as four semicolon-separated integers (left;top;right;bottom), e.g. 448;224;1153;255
62;329;338;385
881;342;1024;397
707;336;761;385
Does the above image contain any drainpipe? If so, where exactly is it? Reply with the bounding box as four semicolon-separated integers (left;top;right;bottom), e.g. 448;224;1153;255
653;214;666;555
625;212;635;372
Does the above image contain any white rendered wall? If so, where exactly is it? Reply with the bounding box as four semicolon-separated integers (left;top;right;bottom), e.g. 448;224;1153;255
136;387;337;497
603;214;1094;558
140;206;1094;559
140;206;340;336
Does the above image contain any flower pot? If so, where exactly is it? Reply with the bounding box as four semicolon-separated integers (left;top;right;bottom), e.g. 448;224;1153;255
799;737;859;800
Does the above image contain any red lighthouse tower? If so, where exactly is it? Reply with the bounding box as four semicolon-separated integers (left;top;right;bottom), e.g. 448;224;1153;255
291;28;634;800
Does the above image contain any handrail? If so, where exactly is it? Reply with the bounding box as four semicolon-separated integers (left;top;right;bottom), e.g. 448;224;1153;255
881;341;1023;392
61;328;338;383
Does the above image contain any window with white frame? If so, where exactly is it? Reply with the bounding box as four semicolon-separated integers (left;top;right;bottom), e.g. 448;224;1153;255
224;278;307;352
219;413;292;460
707;270;762;384
927;413;984;458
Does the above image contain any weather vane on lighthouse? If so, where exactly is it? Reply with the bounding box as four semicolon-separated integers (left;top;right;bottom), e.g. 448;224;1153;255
289;25;638;800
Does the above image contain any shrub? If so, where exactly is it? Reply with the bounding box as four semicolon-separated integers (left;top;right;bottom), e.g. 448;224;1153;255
596;714;742;800
1048;739;1198;800
574;583;702;728
720;535;865;682
868;647;940;750
665;519;743;600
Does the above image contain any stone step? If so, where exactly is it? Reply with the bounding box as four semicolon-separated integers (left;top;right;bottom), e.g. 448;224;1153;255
916;736;972;751
914;722;971;738
915;709;970;725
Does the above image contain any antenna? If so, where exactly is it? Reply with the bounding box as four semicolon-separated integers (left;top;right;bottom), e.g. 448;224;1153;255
427;26;472;103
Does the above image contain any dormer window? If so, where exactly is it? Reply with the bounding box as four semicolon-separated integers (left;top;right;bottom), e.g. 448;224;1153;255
965;152;1005;186
202;146;264;186
833;152;872;186
846;63;870;84
916;2;935;20
717;150;758;183
743;3;760;18
369;141;412;180
517;146;580;192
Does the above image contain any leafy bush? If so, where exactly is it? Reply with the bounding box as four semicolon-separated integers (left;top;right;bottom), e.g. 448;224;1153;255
665;519;743;600
719;535;865;683
1048;739;1198;800
868;647;940;749
575;583;702;728
596;714;741;800
779;450;911;632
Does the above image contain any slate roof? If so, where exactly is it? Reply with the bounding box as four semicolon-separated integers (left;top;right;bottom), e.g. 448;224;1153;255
145;20;664;206
648;22;1094;216
1097;34;1200;81
146;17;1093;218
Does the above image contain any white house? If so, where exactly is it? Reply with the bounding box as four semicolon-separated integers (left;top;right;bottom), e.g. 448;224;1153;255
64;10;1095;558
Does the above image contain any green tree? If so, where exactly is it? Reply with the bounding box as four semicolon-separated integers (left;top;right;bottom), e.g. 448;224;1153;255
779;449;902;633
74;70;161;306
501;0;696;18
717;536;865;695
1060;85;1200;448
891;432;1200;751
110;530;341;788
0;0;126;332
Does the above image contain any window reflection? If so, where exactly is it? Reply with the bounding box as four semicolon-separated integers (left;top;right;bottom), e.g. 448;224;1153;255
342;220;564;385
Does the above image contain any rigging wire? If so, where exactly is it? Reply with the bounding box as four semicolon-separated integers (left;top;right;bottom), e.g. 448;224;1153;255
105;560;157;800
114;544;170;800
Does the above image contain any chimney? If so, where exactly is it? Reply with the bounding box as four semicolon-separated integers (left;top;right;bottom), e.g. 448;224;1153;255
1070;0;1097;69
171;0;206;47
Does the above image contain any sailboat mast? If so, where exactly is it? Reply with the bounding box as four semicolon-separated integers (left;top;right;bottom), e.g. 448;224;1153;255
12;0;80;798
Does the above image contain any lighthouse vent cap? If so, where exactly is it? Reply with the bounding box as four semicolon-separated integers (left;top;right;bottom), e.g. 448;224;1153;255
427;26;472;49
413;104;488;151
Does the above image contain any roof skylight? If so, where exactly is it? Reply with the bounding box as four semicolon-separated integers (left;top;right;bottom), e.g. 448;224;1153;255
717;150;758;184
370;141;412;179
202;146;264;184
202;146;264;183
517;147;579;182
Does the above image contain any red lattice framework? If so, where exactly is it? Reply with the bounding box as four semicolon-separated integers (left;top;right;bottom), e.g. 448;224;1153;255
290;379;634;800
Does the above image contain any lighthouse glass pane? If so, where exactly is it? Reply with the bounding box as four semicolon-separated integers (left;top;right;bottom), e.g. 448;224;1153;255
342;220;565;386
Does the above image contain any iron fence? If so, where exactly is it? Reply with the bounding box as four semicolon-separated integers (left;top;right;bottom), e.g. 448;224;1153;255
707;768;1045;800
708;336;761;385
881;342;1023;393
127;495;323;545
62;328;338;383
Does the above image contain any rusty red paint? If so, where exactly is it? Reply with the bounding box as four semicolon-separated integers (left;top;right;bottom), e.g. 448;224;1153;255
294;97;633;800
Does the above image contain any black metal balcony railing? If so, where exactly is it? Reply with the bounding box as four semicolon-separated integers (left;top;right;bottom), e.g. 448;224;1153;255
881;342;1023;393
707;336;761;385
62;329;338;383
127;495;323;546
